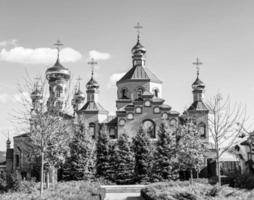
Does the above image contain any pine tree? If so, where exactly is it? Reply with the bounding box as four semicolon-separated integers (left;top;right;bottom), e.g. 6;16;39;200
132;127;153;182
96;130;110;177
113;133;135;184
151;123;179;181
106;142;117;181
63;124;96;180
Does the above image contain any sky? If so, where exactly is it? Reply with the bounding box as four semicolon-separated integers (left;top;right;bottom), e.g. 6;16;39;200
1;0;254;150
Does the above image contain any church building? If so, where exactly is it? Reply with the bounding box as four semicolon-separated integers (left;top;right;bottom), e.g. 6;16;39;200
5;29;212;180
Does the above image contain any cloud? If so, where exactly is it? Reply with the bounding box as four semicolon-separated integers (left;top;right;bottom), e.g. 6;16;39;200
107;72;125;88
88;50;111;61
0;39;17;47
0;92;31;104
0;47;82;64
0;93;9;103
13;92;31;103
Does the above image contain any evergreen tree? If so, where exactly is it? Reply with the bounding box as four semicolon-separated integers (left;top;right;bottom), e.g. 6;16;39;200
132;127;153;182
96;130;110;177
63;124;96;180
177;121;206;183
151;123;179;181
106;142;117;181
113;133;135;184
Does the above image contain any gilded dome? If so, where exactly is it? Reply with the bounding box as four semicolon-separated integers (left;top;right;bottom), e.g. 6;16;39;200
46;59;70;80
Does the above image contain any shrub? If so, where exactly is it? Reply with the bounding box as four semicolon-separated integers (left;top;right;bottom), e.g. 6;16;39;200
228;172;254;189
6;173;21;192
141;181;254;200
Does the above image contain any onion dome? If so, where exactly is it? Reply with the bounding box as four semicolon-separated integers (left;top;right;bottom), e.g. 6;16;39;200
74;89;85;101
46;58;70;80
31;88;42;100
192;77;205;90
86;77;99;89
131;38;146;55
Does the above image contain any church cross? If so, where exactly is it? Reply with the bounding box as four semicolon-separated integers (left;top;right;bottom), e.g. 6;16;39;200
34;76;41;90
134;22;143;39
192;57;203;77
87;58;98;78
76;76;82;90
54;40;64;60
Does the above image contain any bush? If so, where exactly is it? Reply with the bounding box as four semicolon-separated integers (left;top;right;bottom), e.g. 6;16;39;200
6;174;21;192
228;172;254;189
141;181;254;200
0;181;105;200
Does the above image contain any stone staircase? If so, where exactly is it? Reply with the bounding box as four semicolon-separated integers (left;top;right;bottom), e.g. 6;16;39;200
101;185;145;200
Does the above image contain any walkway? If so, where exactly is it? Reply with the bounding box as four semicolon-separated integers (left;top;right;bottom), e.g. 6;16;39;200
101;185;145;200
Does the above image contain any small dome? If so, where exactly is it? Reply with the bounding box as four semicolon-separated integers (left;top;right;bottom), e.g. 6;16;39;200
46;59;70;80
31;88;42;100
74;89;85;100
131;39;146;54
86;77;99;89
192;77;205;89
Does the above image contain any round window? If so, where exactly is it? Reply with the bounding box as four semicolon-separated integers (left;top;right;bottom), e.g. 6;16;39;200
136;107;142;114
127;113;134;120
162;113;168;119
144;101;151;107
154;107;160;114
119;119;126;126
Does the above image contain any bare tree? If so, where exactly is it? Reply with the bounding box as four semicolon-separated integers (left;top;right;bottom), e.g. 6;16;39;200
13;75;72;195
206;93;246;185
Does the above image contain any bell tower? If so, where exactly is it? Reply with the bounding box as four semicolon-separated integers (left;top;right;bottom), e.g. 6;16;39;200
46;40;71;112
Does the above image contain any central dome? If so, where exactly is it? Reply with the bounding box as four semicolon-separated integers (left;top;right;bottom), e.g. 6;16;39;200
46;59;70;80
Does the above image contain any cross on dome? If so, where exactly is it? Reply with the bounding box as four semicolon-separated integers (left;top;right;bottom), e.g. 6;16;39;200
87;58;98;78
54;40;64;61
134;22;143;40
192;57;203;77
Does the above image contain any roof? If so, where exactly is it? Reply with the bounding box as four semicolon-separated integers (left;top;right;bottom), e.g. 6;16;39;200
187;101;208;112
103;116;118;125
117;66;162;84
79;102;108;114
142;90;154;97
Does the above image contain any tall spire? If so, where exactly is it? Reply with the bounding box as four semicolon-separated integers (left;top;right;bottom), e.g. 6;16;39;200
6;131;11;149
192;57;202;78
54;40;64;62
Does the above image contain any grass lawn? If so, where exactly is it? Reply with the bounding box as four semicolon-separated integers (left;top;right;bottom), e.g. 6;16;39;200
0;181;105;200
141;181;254;200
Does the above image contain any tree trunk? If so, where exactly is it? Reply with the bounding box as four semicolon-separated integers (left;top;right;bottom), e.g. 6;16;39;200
52;167;55;189
40;151;44;196
216;155;221;185
46;171;49;189
190;169;193;185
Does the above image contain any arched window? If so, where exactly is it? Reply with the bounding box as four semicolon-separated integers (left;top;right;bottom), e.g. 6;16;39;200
55;86;63;98
153;88;159;98
170;119;177;127
143;119;156;138
89;123;96;138
137;88;144;99
109;127;117;139
121;88;129;99
15;154;20;167
198;122;206;138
